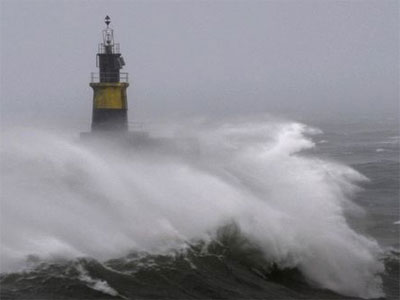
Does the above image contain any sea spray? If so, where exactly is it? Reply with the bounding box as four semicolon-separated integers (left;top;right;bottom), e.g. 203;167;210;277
0;119;384;298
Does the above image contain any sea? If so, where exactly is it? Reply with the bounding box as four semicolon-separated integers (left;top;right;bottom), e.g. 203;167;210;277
0;115;398;299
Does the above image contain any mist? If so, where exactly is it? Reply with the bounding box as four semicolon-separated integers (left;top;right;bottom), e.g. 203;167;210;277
0;1;398;299
1;0;398;128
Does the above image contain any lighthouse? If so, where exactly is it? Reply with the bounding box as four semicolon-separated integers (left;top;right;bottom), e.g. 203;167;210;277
81;17;196;154
90;16;129;131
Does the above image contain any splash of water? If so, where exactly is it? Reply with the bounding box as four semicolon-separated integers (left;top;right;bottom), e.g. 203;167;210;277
0;119;384;298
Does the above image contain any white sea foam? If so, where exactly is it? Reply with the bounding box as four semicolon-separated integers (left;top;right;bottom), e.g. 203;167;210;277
0;119;384;298
76;263;120;297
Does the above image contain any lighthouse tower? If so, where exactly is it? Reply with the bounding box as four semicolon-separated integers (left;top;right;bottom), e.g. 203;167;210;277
90;16;129;131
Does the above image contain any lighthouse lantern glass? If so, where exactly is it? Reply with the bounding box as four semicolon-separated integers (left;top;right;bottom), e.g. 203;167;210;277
103;28;114;45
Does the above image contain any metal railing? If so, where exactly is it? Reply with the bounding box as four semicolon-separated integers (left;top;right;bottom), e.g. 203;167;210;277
98;43;120;54
90;72;129;83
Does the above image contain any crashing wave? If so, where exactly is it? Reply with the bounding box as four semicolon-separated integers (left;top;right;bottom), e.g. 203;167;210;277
0;119;385;298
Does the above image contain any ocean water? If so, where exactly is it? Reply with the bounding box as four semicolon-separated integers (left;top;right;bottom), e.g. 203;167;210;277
0;116;398;299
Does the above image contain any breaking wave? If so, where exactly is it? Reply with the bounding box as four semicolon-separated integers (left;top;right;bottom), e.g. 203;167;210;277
0;119;385;298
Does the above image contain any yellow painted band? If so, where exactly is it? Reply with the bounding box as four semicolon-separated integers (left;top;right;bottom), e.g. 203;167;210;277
90;83;129;110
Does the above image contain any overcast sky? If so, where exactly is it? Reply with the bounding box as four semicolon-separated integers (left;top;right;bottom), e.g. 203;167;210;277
1;0;398;127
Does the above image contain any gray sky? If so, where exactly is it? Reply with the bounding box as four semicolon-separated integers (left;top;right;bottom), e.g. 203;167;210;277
1;0;398;127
